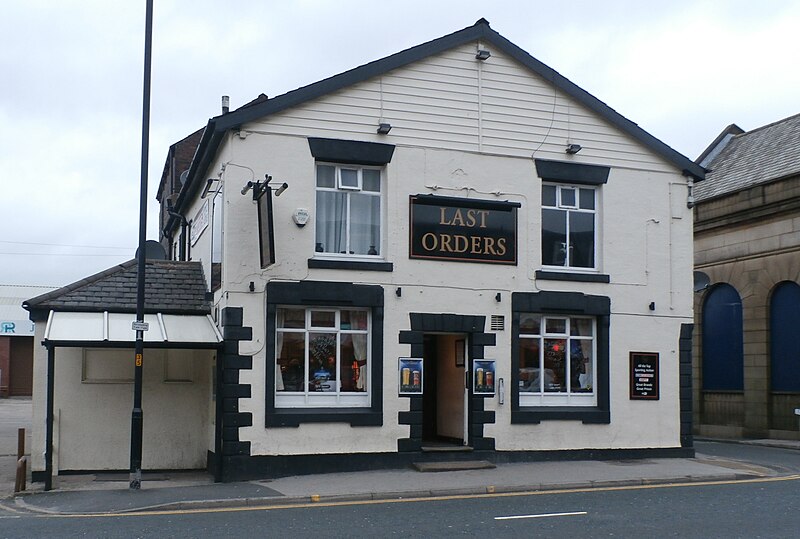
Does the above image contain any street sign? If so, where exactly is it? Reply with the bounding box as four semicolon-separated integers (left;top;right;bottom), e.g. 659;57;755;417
131;321;149;332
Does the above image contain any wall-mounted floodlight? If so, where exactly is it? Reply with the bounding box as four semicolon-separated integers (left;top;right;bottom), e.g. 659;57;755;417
476;49;491;61
566;143;582;154
274;182;289;196
377;123;392;135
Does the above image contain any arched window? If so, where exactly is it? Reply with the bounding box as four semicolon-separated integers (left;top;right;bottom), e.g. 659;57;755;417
702;284;743;391
770;281;800;392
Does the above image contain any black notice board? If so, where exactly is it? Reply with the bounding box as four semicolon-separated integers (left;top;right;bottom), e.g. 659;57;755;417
630;352;659;400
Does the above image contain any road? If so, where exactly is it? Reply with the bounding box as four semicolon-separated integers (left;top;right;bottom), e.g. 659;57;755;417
1;475;798;538
1;440;798;538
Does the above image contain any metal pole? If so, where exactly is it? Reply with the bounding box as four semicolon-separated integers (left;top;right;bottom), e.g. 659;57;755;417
130;0;153;490
45;345;54;491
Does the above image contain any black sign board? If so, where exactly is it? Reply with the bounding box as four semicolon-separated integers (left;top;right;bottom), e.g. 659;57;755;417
409;194;519;264
630;352;659;400
256;185;276;268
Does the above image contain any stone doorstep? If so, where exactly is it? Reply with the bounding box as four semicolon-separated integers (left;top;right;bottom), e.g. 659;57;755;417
412;460;496;472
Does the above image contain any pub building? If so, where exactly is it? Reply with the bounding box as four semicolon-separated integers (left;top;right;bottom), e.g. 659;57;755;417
26;20;703;485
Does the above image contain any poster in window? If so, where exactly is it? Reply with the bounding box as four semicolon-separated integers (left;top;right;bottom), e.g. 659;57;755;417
473;359;496;395
399;358;423;395
256;184;276;268
630;352;659;400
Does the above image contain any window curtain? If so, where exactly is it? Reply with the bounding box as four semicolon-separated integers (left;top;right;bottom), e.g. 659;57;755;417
316;191;347;254
276;309;285;391
352;333;367;390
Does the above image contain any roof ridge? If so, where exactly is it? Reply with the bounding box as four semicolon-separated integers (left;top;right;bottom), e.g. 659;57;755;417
737;111;800;139
23;260;137;309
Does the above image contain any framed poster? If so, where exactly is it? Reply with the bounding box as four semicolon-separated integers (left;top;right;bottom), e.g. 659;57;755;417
399;358;423;395
473;359;496;395
630;352;659;400
455;339;466;367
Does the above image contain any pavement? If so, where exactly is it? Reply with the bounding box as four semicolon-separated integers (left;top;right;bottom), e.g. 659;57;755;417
2;396;799;516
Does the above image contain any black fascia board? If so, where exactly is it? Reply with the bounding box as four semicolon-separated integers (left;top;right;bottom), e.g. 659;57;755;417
412;193;521;210
179;19;704;208
171;121;222;219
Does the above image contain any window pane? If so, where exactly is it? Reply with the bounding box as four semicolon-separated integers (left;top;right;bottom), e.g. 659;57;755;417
310;310;336;327
545;318;566;334
579;188;594;210
570;318;593;336
340;168;359;189
543;339;567;392
350;193;380;255
315;190;347;254
518;338;540;393
277;332;305;392
317;165;335;188
339;334;367;392
571;339;593;393
341;310;368;330
309;332;337;392
559;187;576;207
542;185;557;207
278;308;305;329
542;208;567;266
569;212;595;268
519;314;540;335
363;169;381;192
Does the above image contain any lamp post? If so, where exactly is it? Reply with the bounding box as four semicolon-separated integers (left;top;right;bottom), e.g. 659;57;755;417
130;0;153;490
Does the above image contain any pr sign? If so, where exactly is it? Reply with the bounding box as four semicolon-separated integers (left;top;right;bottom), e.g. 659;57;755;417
409;195;519;264
630;352;659;400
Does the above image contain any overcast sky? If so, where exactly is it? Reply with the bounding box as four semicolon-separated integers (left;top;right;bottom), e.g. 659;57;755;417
2;0;798;287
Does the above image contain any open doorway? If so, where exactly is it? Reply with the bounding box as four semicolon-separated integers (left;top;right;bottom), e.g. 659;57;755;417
422;333;468;447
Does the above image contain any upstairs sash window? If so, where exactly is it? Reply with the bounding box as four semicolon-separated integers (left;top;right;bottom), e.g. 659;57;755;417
315;164;382;257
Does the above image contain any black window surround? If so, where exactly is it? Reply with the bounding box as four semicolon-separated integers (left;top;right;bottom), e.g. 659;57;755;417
308;137;395;166
535;270;610;283
534;159;610;185
308;137;396;272
511;291;611;424
265;281;384;427
307;259;393;272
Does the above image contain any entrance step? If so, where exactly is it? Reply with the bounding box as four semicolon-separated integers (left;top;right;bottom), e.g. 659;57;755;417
421;443;473;452
413;460;496;472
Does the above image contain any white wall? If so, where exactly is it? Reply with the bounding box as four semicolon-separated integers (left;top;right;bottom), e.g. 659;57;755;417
31;338;215;473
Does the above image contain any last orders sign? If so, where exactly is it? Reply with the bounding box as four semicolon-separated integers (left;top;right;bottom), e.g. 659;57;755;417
630;352;659;400
409;194;519;264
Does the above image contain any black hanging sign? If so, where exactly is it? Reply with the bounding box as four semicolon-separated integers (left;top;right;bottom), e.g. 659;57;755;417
409;194;519;264
630;352;659;400
256;183;276;268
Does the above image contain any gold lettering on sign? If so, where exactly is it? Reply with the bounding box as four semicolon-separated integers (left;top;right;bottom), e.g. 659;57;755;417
439;207;490;228
421;233;437;251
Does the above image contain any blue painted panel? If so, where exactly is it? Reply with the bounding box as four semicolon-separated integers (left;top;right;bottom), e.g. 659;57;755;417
770;282;800;392
702;284;744;391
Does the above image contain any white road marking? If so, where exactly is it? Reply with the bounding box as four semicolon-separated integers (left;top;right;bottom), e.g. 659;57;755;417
495;511;587;521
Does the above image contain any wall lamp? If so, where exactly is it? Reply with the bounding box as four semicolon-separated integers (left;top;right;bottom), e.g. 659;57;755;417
476;49;491;61
566;143;582;154
377;123;392;135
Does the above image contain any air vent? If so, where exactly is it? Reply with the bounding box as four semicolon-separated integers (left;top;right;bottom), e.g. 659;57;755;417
490;315;505;331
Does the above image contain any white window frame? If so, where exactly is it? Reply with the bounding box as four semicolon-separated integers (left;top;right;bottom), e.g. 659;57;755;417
275;306;371;408
541;183;598;271
314;163;383;259
518;315;597;407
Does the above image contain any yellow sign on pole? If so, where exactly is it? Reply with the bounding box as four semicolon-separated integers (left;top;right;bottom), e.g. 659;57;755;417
135;354;143;367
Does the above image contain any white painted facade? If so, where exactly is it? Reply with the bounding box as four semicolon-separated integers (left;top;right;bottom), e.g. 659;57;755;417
177;35;695;466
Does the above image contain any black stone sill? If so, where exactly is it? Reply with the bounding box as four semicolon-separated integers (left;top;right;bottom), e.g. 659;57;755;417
535;270;610;283
511;407;610;424
308;258;393;272
266;408;383;428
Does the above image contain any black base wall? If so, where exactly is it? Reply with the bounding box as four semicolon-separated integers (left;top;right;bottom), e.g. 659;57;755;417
215;446;695;482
